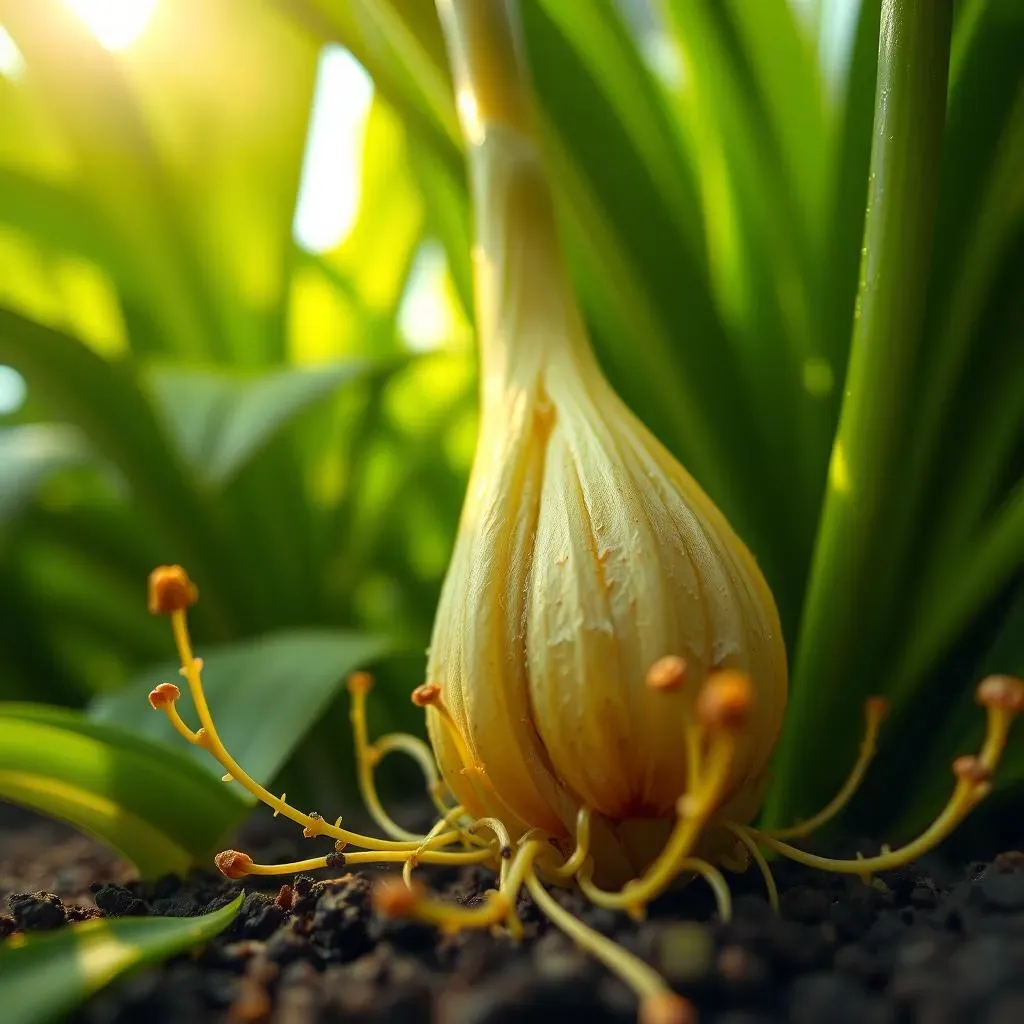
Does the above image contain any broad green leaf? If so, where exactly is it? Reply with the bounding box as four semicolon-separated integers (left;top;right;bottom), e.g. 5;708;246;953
91;630;397;789
0;892;243;1024
145;361;385;487
0;561;88;706
0;424;91;524
0;705;248;876
112;0;319;365
1;0;221;360
0;310;254;634
0;170;121;283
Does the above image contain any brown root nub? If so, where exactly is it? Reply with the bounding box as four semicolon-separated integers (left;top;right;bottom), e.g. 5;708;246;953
976;675;1024;714
953;755;993;786
347;671;373;696
148;682;181;709
147;565;198;616
325;851;347;869
274;885;294;912
865;696;891;722
372;877;425;917
696;670;753;731
639;993;698;1024
215;850;253;880
411;682;441;708
646;655;688;692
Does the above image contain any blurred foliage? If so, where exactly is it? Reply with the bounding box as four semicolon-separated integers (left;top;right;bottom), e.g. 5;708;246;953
0;0;1021;845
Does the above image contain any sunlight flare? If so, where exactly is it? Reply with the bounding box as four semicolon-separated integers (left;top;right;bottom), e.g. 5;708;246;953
63;0;159;52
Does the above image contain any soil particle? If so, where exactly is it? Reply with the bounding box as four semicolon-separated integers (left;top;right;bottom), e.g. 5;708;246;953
91;883;153;918
5;805;1024;1023
9;891;68;931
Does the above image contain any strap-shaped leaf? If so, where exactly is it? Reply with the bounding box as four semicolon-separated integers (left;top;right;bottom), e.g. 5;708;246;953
92;629;397;788
145;360;391;487
0;705;248;876
0;893;243;1024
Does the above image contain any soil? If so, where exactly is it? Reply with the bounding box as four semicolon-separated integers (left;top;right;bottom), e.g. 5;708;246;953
4;803;1024;1024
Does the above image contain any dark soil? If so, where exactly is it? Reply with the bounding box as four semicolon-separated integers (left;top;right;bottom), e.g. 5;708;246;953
5;805;1024;1024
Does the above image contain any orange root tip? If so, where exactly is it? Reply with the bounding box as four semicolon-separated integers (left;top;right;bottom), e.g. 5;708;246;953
347;671;374;696
865;696;891;722
147;566;198;616
215;850;253;880
372;877;425;917
411;682;441;708
646;655;688;692
976;675;1024;714
953;755;993;786
696;670;753;731
148;682;181;709
639;993;698;1024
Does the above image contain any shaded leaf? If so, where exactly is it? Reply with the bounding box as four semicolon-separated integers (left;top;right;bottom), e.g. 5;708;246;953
145;360;387;487
92;630;397;788
0;893;243;1024
0;705;248;876
0;424;92;523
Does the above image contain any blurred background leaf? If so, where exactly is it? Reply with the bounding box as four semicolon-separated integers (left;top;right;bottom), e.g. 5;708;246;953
0;0;1020;855
92;630;396;788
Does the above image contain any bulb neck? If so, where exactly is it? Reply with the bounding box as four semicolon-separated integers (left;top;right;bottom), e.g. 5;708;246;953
438;0;596;398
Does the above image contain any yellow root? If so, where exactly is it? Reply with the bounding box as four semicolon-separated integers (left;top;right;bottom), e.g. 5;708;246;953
741;679;1020;877
763;697;890;840
147;567;1023;1024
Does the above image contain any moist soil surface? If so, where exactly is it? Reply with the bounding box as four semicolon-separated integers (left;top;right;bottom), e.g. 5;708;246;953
4;805;1024;1024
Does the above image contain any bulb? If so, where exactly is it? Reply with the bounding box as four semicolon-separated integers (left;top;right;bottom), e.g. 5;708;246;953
141;8;1023;1019
424;128;787;874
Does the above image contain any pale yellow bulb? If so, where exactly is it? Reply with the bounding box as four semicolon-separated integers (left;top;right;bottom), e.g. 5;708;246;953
426;130;787;873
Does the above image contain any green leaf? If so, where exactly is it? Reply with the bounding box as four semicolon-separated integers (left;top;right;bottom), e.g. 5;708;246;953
0;425;92;524
765;0;956;826
517;5;762;534
1;0;222;360
145;360;385;487
0;705;248;876
329;98;427;329
0;309;253;634
271;0;460;171
91;630;397;788
0;893;243;1024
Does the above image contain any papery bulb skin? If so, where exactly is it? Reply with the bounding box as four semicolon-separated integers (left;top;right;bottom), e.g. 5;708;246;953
425;133;787;873
426;2;786;878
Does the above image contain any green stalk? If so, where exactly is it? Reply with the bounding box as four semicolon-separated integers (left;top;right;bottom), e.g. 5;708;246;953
764;0;954;826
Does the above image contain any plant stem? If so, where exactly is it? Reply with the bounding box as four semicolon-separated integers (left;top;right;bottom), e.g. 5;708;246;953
764;0;954;827
434;0;597;393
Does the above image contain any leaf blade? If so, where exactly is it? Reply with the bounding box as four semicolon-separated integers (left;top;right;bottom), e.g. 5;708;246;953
91;630;397;788
0;893;243;1024
0;705;248;875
